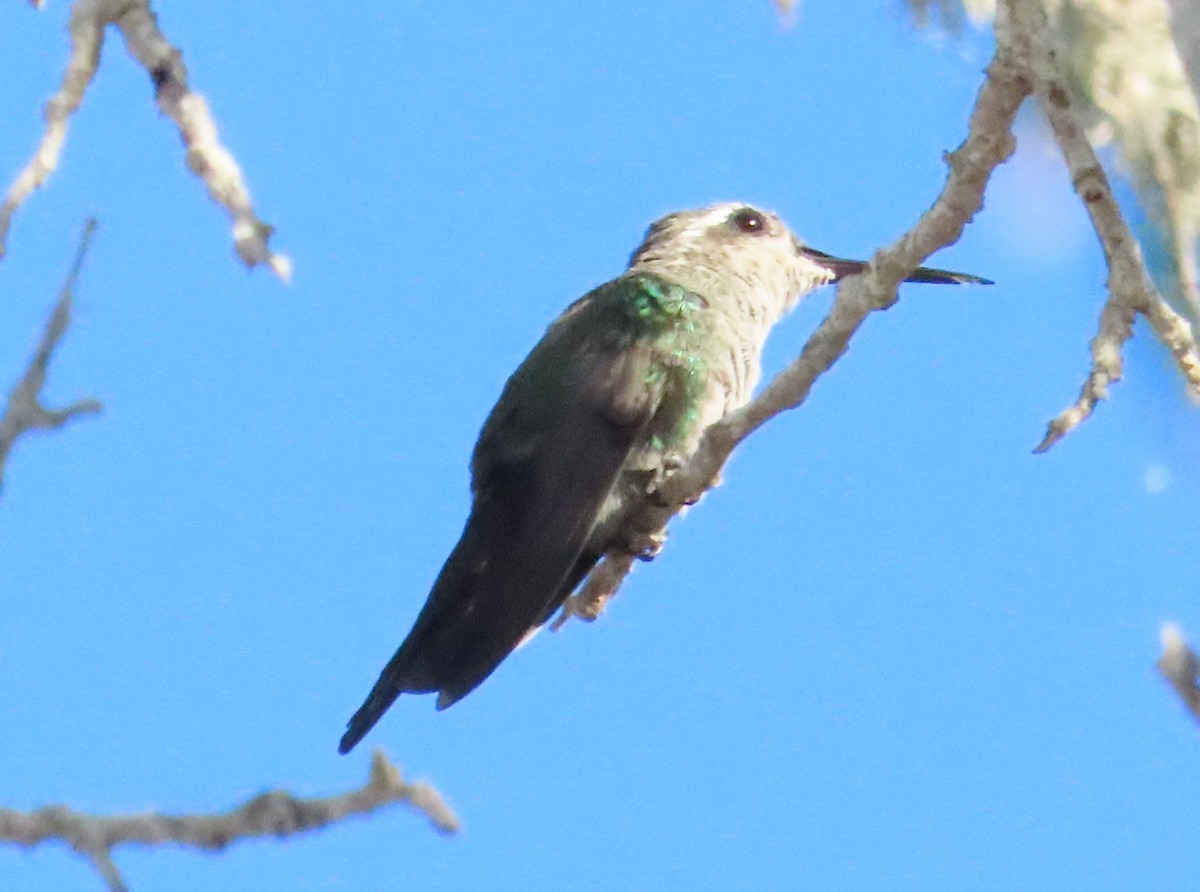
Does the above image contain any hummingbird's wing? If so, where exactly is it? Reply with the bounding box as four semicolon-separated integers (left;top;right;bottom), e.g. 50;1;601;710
339;279;664;753
799;246;993;285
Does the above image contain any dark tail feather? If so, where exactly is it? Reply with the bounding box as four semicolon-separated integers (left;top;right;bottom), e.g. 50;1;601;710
338;648;431;754
340;705;386;753
339;680;399;754
339;548;605;753
799;246;992;286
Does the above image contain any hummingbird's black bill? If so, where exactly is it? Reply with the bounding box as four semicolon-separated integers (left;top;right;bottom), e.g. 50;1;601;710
800;246;993;286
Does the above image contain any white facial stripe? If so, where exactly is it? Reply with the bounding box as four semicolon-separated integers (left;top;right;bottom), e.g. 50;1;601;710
678;203;742;240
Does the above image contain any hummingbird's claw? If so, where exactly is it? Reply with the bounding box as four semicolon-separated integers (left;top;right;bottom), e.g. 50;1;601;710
647;488;671;508
620;529;667;562
645;451;686;506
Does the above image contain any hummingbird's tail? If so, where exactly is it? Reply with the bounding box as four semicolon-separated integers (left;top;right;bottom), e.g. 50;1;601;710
339;692;392;755
338;335;659;754
338;709;379;755
338;643;436;754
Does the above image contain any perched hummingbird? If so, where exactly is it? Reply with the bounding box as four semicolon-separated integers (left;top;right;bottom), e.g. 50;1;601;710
338;203;989;754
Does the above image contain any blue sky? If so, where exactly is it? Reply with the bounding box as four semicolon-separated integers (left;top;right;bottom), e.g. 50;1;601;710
3;2;1200;890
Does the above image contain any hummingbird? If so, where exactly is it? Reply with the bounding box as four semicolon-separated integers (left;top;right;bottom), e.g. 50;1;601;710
338;202;989;754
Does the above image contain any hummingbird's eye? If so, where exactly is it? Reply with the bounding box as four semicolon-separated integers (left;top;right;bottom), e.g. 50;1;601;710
729;208;768;235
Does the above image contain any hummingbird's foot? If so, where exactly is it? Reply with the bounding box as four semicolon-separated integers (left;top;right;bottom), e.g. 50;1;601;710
645;452;686;507
620;529;667;562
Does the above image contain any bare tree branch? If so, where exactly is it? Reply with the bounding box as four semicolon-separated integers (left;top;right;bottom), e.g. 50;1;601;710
0;218;102;494
0;751;459;892
1;0;290;279
1;7;101;255
1022;0;1200;453
1158;622;1200;725
555;2;1028;627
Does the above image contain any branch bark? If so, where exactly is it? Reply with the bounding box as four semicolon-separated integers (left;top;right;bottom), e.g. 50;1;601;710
1023;0;1200;452
0;751;458;892
0;219;102;494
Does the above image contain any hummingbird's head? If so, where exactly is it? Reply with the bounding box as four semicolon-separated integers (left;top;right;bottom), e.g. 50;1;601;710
628;203;838;315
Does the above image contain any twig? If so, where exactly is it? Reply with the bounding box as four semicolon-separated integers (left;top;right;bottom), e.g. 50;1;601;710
1022;0;1200;452
556;3;1029;625
2;0;289;279
1157;623;1200;725
0;218;103;493
0;751;459;892
0;4;103;257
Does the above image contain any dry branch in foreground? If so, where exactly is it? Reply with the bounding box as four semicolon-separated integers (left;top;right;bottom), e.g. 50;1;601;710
0;219;102;493
1;0;290;279
0;751;458;892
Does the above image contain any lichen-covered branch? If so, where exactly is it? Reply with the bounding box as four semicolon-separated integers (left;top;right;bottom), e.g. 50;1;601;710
0;219;102;494
0;5;103;256
1020;0;1200;452
0;751;458;892
1;0;290;279
1050;0;1200;324
1157;623;1200;725
554;5;1029;626
921;1;1200;325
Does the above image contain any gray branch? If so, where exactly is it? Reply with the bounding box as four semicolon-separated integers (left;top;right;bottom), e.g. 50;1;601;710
0;219;103;494
1023;0;1200;452
2;0;289;278
0;751;459;892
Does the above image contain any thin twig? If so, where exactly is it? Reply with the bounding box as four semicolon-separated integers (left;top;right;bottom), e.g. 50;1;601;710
0;4;104;256
0;218;103;493
0;751;458;892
